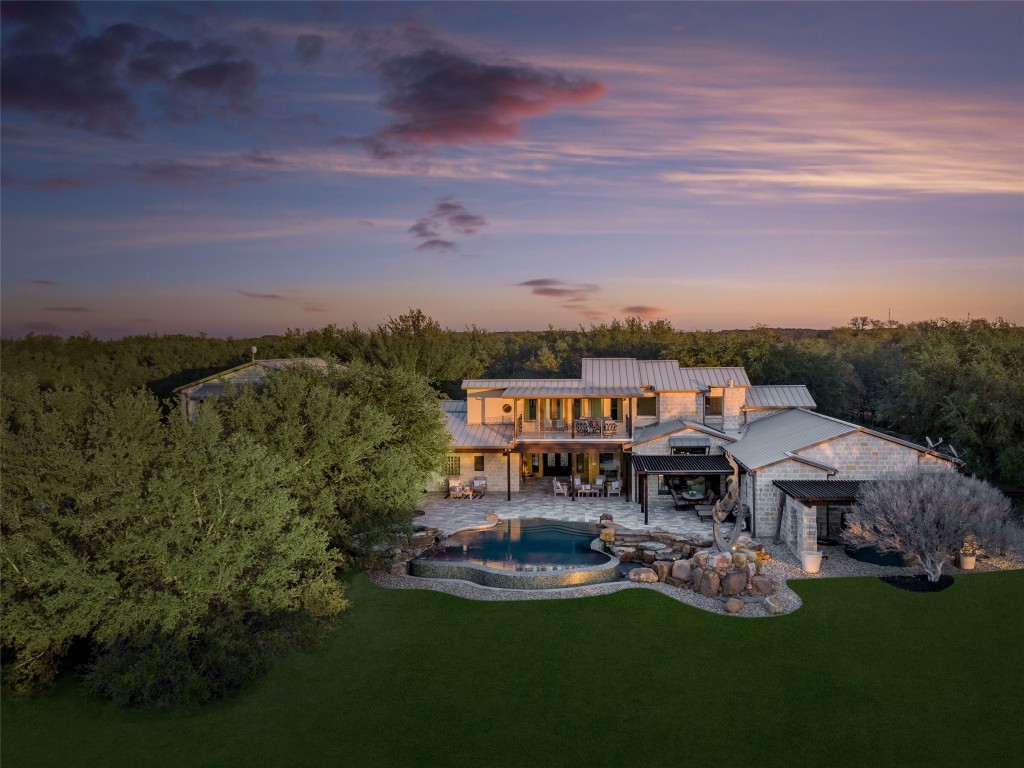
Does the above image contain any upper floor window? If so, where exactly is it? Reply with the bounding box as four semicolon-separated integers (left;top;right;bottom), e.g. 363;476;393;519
610;398;623;420
589;398;603;418
525;399;537;420
705;395;724;417
636;397;657;416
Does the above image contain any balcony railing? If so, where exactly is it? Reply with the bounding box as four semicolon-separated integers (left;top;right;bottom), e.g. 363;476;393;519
515;416;631;440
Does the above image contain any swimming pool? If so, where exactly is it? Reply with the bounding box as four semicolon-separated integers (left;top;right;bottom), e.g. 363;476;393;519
410;518;618;589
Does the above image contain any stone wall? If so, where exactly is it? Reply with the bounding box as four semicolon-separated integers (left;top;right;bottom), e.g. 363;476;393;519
796;431;954;477
657;392;699;422
781;496;817;556
723;386;746;432
448;452;521;494
748;460;830;541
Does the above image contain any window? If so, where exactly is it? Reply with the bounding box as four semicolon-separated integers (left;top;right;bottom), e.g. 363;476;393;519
705;395;724;416
474;455;485;472
636;397;656;416
672;445;709;455
525;399;537;420
445;455;461;476
549;399;563;419
589;398;603;417
502;403;512;414
572;399;582;419
610;398;622;420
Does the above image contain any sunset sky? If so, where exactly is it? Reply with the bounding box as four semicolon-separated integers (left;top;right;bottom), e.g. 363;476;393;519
2;1;1022;338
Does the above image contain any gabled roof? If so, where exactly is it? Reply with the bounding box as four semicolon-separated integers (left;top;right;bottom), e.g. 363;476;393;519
174;358;328;394
727;408;957;470
503;385;644;397
631;418;734;445
726;409;855;470
745;385;816;409
679;366;751;388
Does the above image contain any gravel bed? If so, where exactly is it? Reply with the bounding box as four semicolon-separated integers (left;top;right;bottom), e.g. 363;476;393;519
369;539;1022;619
368;569;802;618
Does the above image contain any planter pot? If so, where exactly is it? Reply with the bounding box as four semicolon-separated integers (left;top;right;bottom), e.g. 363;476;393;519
800;551;823;574
958;554;977;570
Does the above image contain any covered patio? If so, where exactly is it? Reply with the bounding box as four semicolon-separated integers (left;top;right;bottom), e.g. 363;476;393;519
631;454;736;525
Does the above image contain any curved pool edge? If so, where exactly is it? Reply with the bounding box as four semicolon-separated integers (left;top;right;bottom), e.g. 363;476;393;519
410;536;619;590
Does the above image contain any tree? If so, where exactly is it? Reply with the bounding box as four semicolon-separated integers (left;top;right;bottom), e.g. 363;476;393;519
1;375;347;704
841;469;1012;582
214;360;449;558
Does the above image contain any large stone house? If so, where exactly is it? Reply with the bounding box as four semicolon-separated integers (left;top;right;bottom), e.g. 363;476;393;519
448;357;957;556
174;355;958;559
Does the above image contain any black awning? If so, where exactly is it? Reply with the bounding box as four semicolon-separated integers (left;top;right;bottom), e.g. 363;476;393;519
772;480;864;504
632;454;734;475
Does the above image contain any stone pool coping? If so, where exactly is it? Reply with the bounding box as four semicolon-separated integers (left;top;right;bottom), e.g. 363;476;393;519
413;519;619;590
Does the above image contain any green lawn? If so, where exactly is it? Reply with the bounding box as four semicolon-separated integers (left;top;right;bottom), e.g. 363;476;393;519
3;571;1023;768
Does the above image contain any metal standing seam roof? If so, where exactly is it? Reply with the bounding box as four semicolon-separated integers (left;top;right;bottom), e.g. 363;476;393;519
463;359;753;394
745;385;816;409
669;436;711;447
772;480;865;503
726;408;855;470
581;358;643;387
632;454;735;475
445;409;515;449
630;418;735;445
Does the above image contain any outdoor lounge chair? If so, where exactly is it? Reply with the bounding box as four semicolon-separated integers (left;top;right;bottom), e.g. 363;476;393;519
472;476;487;496
448;479;465;499
552;478;569;497
594;475;606;494
607;479;622;497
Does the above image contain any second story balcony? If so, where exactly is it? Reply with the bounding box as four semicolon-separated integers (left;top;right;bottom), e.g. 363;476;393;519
516;415;632;441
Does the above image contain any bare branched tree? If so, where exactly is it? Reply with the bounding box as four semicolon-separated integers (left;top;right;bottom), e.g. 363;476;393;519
842;469;1011;582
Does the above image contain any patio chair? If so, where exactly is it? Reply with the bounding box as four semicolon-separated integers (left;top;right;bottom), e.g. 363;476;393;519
448;479;465;499
552;478;569;497
607;479;622;497
554;418;568;432
472;476;487;496
594;475;606;494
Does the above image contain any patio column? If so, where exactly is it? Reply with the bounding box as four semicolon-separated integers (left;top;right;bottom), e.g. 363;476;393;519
506;450;511;502
624;453;632;503
570;452;575;501
642;473;649;525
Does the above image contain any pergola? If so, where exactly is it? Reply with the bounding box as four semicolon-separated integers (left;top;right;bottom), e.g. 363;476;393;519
772;480;864;544
631;454;735;525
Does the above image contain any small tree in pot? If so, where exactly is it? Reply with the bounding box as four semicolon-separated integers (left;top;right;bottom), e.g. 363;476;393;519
841;469;1011;583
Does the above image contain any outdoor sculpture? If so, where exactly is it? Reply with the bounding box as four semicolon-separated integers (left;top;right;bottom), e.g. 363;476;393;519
712;453;745;552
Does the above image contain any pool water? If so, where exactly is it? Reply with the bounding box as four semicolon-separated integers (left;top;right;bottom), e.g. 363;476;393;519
411;518;618;589
418;518;607;571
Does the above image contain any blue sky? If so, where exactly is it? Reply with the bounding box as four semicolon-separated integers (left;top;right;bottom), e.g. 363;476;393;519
2;1;1022;338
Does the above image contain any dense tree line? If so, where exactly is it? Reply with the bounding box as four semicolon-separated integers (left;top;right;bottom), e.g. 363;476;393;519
4;311;1020;484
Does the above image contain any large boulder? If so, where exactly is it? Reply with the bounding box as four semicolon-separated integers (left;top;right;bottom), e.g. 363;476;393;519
750;575;776;596
764;597;786;615
389;561;410;576
698;571;721;597
710;552;733;569
628;567;659;584
652;561;673;582
724;598;744;614
671;559;692;581
641;551;657;564
599;528;616;543
721;570;747;596
599;512;614;524
693;551;709;566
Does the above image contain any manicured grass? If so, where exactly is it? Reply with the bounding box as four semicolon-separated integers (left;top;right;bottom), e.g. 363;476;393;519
3;571;1023;768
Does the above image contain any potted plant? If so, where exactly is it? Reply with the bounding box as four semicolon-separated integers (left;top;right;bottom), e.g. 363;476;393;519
958;535;980;570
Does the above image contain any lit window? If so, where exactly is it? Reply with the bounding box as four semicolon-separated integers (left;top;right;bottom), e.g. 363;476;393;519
474;455;485;472
636;397;656;416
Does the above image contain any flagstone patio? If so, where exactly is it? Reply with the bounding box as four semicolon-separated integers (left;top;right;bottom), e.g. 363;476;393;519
417;477;721;540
